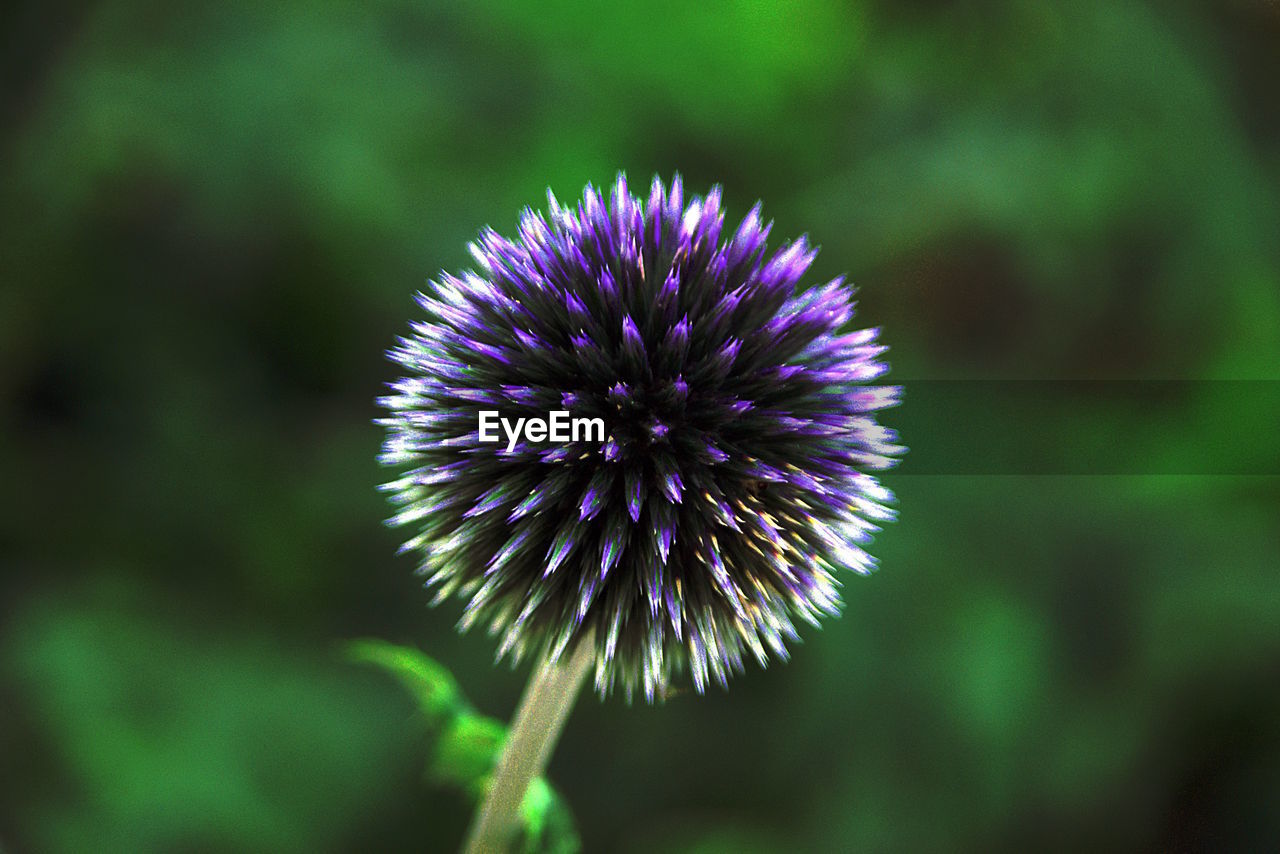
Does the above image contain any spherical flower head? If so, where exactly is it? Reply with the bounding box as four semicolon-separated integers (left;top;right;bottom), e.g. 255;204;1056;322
379;174;903;701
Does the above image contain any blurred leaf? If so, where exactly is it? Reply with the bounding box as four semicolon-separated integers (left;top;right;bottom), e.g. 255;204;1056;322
347;641;581;853
345;637;466;724
432;713;506;794
518;777;581;854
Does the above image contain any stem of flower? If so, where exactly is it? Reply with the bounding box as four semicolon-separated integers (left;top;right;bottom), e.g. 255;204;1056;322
463;629;595;853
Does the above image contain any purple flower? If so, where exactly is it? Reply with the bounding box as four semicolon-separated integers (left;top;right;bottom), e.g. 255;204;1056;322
379;174;903;700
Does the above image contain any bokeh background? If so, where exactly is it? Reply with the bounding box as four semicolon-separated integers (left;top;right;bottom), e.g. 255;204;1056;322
3;1;1279;851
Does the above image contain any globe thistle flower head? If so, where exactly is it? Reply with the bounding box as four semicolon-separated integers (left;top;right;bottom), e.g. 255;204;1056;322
380;174;903;701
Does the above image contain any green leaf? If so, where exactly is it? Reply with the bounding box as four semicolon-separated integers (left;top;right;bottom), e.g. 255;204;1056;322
519;777;581;854
431;713;505;794
345;641;581;853
344;637;466;725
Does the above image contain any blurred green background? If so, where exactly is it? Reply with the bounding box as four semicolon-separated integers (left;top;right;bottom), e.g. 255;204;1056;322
3;0;1279;851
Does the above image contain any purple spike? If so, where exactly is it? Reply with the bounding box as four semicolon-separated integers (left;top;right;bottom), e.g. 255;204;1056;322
711;338;741;375
657;521;674;564
486;528;534;576
622;314;645;361
564;291;590;324
544;527;577;577
660;471;684;504
600;531;623;578
624;468;645;522
598;266;619;305
660;315;691;365
506;386;542;407
463;483;511;518
508;483;552;522
578;469;613;521
611;173;629;216
701;441;729;464
539;446;573;463
727;203;765;267
667;174;683;224
607;381;632;404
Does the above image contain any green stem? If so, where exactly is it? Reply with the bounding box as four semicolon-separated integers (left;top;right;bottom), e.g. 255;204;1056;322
463;630;595;853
